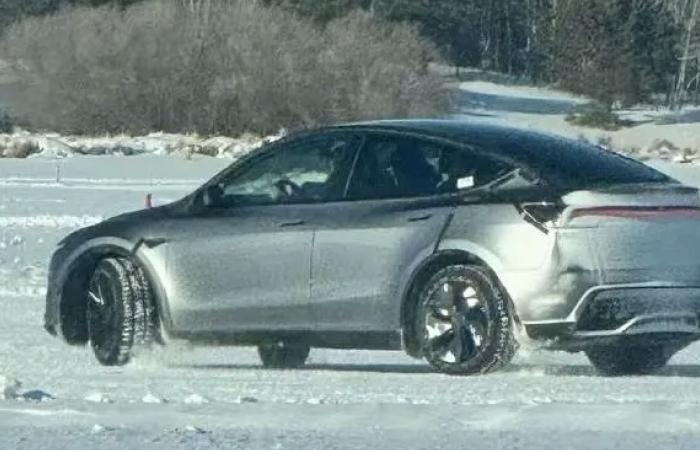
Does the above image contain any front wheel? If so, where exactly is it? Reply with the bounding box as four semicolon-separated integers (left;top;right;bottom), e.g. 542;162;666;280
415;264;516;375
585;344;674;376
86;256;159;366
258;342;310;369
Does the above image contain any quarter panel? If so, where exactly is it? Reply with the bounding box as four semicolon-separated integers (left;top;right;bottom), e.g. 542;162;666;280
439;204;598;322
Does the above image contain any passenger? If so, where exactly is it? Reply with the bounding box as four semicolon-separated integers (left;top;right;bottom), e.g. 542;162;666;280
389;144;439;197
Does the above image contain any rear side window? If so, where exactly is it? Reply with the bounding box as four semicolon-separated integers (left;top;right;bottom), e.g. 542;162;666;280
492;137;671;189
346;136;512;200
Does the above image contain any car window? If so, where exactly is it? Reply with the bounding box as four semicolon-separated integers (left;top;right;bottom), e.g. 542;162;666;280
208;134;359;207
471;134;672;189
346;136;513;200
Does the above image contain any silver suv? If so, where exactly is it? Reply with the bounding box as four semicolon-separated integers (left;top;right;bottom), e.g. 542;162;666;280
45;120;700;375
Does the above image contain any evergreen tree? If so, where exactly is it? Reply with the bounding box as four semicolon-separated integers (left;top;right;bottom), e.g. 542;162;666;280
1;0;689;107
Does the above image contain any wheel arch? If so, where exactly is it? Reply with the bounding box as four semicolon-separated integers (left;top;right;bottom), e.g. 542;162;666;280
57;238;170;345
399;248;518;358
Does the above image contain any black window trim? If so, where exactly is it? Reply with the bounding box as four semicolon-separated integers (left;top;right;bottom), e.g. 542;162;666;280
341;129;530;203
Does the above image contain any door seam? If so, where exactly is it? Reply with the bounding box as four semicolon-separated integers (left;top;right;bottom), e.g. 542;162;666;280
433;209;456;253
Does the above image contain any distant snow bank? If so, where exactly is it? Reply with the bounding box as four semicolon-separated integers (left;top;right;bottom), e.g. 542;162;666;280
0;130;284;159
0;214;101;228
460;81;589;104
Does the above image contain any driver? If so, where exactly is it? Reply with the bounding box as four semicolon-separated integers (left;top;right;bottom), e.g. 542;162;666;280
275;140;352;202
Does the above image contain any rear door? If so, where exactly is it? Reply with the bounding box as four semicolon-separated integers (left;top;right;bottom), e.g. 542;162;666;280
309;134;486;332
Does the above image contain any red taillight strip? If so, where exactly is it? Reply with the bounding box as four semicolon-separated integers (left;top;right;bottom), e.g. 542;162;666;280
571;206;700;220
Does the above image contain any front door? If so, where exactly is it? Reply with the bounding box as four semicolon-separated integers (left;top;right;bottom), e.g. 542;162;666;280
164;132;360;334
164;205;315;333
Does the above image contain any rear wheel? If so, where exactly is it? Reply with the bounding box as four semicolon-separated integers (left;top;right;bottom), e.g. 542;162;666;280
86;256;159;366
258;342;310;369
415;264;516;375
585;344;674;376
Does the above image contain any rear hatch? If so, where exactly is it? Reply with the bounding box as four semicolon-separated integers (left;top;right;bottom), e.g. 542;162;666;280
561;183;700;283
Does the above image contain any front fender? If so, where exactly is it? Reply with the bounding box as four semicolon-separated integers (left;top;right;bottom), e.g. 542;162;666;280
47;236;173;343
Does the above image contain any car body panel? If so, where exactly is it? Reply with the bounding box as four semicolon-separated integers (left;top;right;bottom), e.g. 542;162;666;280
309;198;454;332
160;204;316;333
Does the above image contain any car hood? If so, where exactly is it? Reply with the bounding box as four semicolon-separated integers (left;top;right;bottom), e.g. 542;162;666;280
58;201;184;249
103;202;180;225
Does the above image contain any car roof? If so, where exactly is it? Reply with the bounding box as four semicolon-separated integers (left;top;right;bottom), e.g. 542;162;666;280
322;119;671;189
326;119;562;148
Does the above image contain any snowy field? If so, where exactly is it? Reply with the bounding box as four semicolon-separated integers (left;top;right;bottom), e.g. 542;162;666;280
457;80;700;157
1;75;700;448
1;155;700;449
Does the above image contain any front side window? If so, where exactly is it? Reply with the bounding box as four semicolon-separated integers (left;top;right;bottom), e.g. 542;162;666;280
207;134;359;207
346;136;512;201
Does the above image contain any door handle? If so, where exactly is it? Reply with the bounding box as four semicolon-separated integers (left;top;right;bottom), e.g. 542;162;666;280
407;214;433;222
279;219;306;228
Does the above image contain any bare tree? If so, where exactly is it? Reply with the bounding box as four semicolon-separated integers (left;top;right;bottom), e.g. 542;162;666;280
0;0;448;135
663;0;700;107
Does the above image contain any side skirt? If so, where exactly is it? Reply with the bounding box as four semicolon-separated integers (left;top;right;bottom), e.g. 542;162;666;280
169;329;404;350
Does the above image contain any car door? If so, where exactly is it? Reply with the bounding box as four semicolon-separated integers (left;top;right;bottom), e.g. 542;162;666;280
309;134;464;333
163;133;360;334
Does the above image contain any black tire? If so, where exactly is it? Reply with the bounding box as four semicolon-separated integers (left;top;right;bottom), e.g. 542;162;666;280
258;342;310;369
415;264;515;375
121;258;161;346
585;344;673;376
86;256;159;366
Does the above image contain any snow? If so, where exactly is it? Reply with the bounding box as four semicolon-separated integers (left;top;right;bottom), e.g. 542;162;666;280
460;81;589;105
84;392;113;404
183;393;209;405
0;155;700;448
0;77;699;447
142;393;167;404
456;81;700;160
0;130;282;160
0;215;101;228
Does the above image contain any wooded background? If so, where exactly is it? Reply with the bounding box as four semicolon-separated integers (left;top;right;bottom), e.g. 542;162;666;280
0;0;698;134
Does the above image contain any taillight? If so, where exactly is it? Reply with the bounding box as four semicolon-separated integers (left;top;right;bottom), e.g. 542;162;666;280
519;202;563;232
571;206;700;220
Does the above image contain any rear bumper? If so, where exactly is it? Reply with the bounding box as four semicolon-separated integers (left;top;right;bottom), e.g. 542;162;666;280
524;283;700;348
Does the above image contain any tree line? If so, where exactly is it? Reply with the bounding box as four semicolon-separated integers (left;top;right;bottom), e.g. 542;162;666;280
1;0;699;108
0;1;446;135
264;0;699;108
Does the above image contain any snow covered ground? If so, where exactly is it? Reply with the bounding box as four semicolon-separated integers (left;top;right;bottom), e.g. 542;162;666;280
457;80;700;158
1;155;700;449
1;73;700;447
0;130;279;159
